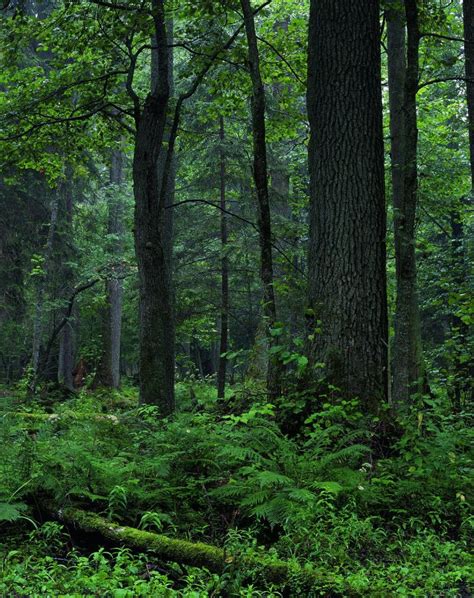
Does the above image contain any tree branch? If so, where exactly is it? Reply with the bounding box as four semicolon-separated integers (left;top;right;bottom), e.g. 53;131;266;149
89;0;147;12
417;75;474;91
420;32;470;44
168;199;305;276
256;35;304;85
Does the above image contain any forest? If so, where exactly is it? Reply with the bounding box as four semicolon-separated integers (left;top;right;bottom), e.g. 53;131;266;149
0;0;473;595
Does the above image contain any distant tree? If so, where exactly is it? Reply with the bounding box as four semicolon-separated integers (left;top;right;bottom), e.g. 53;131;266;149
94;149;125;390
217;116;229;399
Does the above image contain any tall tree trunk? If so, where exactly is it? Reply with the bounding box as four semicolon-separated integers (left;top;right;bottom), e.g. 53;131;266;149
306;0;388;412
217;115;229;399
153;18;175;312
57;167;75;391
388;0;425;405
30;190;59;393
446;0;474;408
241;0;281;400
464;0;474;185
133;0;174;413
94;149;125;389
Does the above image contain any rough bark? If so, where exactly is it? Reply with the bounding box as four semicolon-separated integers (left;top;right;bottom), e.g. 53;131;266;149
217;116;229;399
133;0;174;413
241;0;281;400
388;0;425;405
306;0;388;411
447;0;474;408
94;149;125;389
464;0;474;185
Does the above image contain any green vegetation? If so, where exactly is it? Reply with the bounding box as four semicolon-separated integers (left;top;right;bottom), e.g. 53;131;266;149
1;0;473;595
1;384;472;595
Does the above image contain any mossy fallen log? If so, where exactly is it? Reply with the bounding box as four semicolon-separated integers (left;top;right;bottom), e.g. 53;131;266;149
50;506;346;593
3;411;121;425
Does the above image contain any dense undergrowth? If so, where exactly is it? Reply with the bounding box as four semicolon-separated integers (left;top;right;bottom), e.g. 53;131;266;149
0;381;473;596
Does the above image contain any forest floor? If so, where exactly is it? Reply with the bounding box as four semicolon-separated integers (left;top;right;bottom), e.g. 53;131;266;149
0;382;472;596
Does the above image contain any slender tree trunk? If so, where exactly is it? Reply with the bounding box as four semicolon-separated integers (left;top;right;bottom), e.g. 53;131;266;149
94;149;125;389
388;0;425;405
217;116;229;399
241;0;281;400
30;190;59;393
57;165;75;391
306;0;388;412
133;0;174;413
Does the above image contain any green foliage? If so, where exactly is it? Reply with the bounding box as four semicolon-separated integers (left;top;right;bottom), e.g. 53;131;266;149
1;385;472;595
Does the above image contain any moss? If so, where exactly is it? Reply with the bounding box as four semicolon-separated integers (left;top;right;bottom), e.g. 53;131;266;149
50;506;351;595
6;412;121;425
59;508;226;571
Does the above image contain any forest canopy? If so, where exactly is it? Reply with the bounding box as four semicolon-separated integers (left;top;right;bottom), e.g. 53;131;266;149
0;0;472;596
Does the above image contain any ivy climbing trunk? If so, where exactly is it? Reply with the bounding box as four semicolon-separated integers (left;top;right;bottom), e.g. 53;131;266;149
306;0;388;412
133;0;174;413
388;0;425;405
241;0;281;400
217;115;229;399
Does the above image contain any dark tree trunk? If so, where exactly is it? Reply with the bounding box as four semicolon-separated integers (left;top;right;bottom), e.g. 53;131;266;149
388;0;425;405
446;0;474;408
217;116;229;399
30;190;59;393
241;0;281;400
306;0;388;412
57;166;75;391
133;0;174;413
94;149;124;389
386;1;406;405
464;0;474;185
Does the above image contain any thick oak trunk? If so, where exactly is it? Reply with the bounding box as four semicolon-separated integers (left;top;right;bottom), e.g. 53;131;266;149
464;0;474;186
133;0;174;413
306;0;388;412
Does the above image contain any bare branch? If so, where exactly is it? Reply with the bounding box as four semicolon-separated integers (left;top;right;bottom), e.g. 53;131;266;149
256;35;304;85
168;198;305;276
417;75;474;91
420;32;469;44
89;0;147;12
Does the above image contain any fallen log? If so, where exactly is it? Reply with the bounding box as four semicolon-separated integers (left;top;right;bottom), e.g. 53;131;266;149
50;506;345;593
2;411;121;425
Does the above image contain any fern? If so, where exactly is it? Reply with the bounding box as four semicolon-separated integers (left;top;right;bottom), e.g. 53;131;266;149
0;501;27;522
